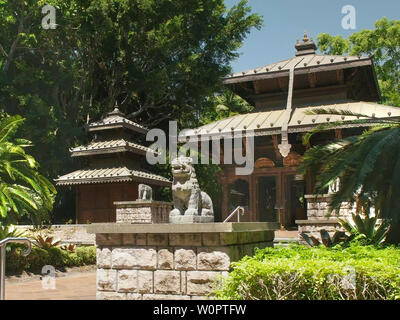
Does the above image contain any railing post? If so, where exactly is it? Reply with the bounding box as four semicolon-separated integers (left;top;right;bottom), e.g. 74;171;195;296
0;238;31;300
223;206;246;223
0;245;5;300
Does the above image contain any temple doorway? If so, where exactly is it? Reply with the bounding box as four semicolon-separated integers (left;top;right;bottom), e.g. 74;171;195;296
284;175;306;229
257;176;277;222
228;179;249;213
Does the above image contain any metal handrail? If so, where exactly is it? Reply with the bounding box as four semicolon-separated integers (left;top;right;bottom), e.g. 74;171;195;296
223;206;246;223
0;237;31;300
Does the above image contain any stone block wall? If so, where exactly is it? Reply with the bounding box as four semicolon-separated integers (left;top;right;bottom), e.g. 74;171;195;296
296;194;355;243
115;201;172;224
305;194;354;220
93;226;275;300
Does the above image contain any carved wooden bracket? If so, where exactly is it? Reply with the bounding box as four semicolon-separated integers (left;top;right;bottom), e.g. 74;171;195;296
283;152;302;167
272;135;282;160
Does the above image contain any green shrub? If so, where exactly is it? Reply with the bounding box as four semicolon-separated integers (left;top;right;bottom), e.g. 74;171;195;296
5;246;96;274
76;246;96;265
214;243;400;300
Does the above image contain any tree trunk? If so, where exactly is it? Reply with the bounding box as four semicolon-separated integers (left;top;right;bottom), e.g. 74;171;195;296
386;222;400;244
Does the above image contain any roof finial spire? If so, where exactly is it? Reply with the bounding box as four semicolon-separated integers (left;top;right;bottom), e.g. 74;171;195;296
303;31;309;43
113;100;119;111
108;101;124;116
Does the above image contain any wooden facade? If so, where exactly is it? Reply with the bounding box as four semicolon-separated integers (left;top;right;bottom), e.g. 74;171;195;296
184;34;400;229
75;182;139;223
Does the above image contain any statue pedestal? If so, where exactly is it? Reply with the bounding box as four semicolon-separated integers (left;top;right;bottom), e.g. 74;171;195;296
114;200;172;224
87;222;279;300
169;215;214;224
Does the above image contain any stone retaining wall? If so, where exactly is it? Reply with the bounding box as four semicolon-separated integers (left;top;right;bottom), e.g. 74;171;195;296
14;224;95;245
88;223;277;300
305;194;354;220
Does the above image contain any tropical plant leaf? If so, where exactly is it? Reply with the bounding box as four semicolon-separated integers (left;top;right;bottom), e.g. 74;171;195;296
320;229;332;247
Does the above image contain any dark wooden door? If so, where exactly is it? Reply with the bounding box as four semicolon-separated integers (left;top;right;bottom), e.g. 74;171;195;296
283;174;306;229
257;176;278;222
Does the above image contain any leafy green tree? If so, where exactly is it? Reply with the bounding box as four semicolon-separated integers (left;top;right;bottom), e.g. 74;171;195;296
0;0;262;221
0;115;56;225
318;17;400;107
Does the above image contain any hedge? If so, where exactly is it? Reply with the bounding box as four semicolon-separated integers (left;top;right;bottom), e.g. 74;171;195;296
6;246;96;274
214;243;400;300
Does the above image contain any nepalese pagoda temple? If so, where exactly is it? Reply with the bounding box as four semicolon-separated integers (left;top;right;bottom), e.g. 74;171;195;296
56;106;171;223
182;34;400;233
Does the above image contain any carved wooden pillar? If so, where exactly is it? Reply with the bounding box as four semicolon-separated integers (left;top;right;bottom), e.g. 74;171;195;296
301;133;312;194
335;129;343;140
276;173;285;228
219;140;224;165
221;182;229;221
249;174;256;222
272;135;282;161
75;187;80;224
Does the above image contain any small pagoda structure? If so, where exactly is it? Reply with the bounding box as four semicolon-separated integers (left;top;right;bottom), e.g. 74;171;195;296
56;105;171;223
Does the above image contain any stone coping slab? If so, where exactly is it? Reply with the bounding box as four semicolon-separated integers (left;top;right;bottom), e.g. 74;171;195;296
304;194;332;199
87;222;279;234
296;219;339;225
114;200;172;207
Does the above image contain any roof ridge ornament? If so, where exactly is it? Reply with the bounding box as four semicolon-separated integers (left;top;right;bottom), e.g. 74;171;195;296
108;101;125;116
295;32;317;56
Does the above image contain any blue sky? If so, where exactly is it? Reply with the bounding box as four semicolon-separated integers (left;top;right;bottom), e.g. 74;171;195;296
225;0;400;73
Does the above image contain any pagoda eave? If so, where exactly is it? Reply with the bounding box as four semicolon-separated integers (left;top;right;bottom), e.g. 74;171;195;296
56;167;171;187
70;139;158;157
181;101;400;141
88;123;148;135
223;58;372;85
56;177;171;187
70;146;156;158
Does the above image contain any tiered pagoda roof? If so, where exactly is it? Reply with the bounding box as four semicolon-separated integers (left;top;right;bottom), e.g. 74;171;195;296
56;106;170;187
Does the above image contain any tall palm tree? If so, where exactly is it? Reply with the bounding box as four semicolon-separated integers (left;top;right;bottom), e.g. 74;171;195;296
0;115;56;225
298;109;400;242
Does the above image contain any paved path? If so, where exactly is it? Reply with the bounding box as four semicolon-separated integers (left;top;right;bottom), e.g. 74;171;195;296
5;272;96;300
275;230;298;239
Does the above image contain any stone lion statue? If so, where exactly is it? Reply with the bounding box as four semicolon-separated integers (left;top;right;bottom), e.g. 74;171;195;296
170;156;214;218
138;184;152;200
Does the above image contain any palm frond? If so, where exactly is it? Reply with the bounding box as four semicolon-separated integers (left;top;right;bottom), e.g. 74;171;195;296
0;115;56;224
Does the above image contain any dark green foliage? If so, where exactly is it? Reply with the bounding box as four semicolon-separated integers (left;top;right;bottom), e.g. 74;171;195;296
5;245;96;274
0;223;26;240
214;244;400;300
339;213;390;246
0;0;262;220
0;115;56;225
299;109;400;225
200;89;254;125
